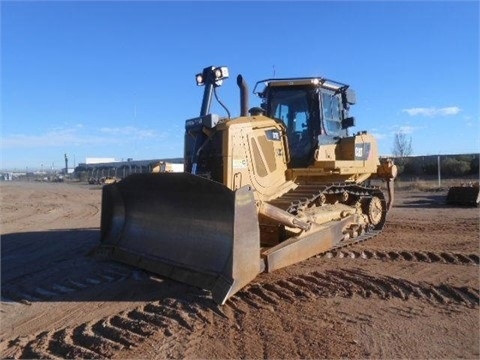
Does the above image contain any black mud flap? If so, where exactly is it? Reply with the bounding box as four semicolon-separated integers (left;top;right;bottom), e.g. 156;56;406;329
98;173;261;304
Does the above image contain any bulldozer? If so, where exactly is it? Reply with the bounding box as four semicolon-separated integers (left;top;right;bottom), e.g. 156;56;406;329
98;66;397;305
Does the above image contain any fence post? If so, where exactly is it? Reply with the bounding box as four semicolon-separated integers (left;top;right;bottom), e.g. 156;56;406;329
437;155;441;187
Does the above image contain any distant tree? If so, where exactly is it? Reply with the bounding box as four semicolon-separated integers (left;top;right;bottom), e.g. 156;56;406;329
392;131;413;175
392;131;413;159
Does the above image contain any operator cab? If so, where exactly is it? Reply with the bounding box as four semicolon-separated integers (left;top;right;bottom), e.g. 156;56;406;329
255;78;356;167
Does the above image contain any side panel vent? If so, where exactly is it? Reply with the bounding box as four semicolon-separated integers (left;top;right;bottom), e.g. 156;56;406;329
258;135;276;172
250;138;268;177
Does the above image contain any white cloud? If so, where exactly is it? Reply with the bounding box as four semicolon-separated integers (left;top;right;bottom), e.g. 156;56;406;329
99;126;156;139
389;124;424;136
402;106;461;117
397;125;415;134
1;125;157;149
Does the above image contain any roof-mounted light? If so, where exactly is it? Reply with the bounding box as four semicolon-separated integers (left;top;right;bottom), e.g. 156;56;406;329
214;66;229;81
195;66;229;86
195;73;204;86
213;66;229;86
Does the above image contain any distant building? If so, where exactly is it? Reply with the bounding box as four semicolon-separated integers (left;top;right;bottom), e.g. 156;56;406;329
0;172;13;181
85;157;116;164
74;157;184;182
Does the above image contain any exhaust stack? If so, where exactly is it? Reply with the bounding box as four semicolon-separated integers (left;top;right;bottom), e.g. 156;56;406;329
237;75;249;117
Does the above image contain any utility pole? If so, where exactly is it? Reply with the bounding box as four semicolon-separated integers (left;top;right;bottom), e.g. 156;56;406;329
437;155;441;187
64;154;69;175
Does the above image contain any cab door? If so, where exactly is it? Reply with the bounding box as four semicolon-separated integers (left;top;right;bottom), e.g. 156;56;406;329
320;90;344;137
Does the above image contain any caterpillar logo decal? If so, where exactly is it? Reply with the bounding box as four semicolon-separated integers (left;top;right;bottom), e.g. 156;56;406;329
355;143;371;160
265;129;281;141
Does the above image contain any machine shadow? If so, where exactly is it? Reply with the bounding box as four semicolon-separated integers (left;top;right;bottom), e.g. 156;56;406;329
1;228;219;309
394;193;451;208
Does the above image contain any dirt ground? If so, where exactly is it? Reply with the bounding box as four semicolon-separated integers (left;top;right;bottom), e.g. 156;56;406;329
0;180;478;359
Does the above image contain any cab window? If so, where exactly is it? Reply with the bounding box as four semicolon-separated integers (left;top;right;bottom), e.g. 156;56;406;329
321;92;342;136
268;88;318;166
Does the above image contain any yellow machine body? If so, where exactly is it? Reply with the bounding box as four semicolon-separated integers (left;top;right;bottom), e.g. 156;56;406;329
99;67;396;304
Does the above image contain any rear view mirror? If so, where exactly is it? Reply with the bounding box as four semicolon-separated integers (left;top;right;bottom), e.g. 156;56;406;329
344;88;356;105
342;116;355;129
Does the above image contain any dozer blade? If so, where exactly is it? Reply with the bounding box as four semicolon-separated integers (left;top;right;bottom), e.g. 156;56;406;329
98;173;261;304
446;186;480;207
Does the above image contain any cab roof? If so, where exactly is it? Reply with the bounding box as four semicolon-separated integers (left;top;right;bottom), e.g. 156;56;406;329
253;77;350;97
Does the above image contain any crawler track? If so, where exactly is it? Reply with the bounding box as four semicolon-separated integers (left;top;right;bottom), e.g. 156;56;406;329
268;183;388;250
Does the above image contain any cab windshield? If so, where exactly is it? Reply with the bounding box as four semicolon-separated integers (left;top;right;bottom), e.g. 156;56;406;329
267;87;319;167
265;85;348;167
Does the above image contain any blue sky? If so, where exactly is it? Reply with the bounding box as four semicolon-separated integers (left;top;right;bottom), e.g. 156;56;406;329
1;1;479;170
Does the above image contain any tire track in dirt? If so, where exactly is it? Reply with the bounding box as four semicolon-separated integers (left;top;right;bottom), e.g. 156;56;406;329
240;269;479;308
1;260;135;305
223;295;305;359
1;185;101;234
323;249;479;265
2;296;216;359
2;267;478;358
2;285;294;358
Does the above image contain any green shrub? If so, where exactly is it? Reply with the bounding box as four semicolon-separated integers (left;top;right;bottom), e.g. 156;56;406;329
470;156;479;175
442;158;471;176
